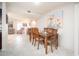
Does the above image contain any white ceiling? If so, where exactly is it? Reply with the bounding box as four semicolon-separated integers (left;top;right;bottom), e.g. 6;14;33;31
6;2;74;21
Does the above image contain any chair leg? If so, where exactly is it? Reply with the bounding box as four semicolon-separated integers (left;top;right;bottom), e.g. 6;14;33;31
29;35;31;42
45;37;48;54
34;39;36;46
56;34;58;49
32;36;34;45
56;41;58;49
45;45;47;54
51;42;53;53
37;39;39;49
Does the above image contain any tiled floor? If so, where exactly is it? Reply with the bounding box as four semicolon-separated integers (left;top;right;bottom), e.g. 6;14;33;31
0;33;74;56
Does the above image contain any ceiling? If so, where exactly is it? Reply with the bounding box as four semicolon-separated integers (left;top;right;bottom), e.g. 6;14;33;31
6;2;74;21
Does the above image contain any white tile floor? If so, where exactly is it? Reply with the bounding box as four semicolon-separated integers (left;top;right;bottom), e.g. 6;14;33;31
0;33;74;56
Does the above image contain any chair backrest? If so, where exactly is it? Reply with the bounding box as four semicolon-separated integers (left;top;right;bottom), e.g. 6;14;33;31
31;28;40;39
32;28;39;35
44;28;57;37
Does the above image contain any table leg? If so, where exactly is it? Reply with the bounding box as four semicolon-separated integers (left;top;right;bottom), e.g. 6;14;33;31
45;36;48;54
30;34;31;42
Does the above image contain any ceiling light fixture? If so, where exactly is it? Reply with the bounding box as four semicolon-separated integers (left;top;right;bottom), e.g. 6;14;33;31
27;10;31;13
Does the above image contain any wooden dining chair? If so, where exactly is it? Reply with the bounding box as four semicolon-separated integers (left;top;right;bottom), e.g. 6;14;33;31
27;28;32;42
30;28;39;49
27;28;40;46
44;28;58;53
48;29;58;52
32;28;45;49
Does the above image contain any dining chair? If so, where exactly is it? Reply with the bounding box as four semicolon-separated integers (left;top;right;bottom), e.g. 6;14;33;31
32;28;45;49
44;28;58;53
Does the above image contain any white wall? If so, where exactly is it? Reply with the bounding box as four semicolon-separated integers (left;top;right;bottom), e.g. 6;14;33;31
62;4;74;51
78;4;79;55
74;3;79;55
2;2;8;51
38;16;46;29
